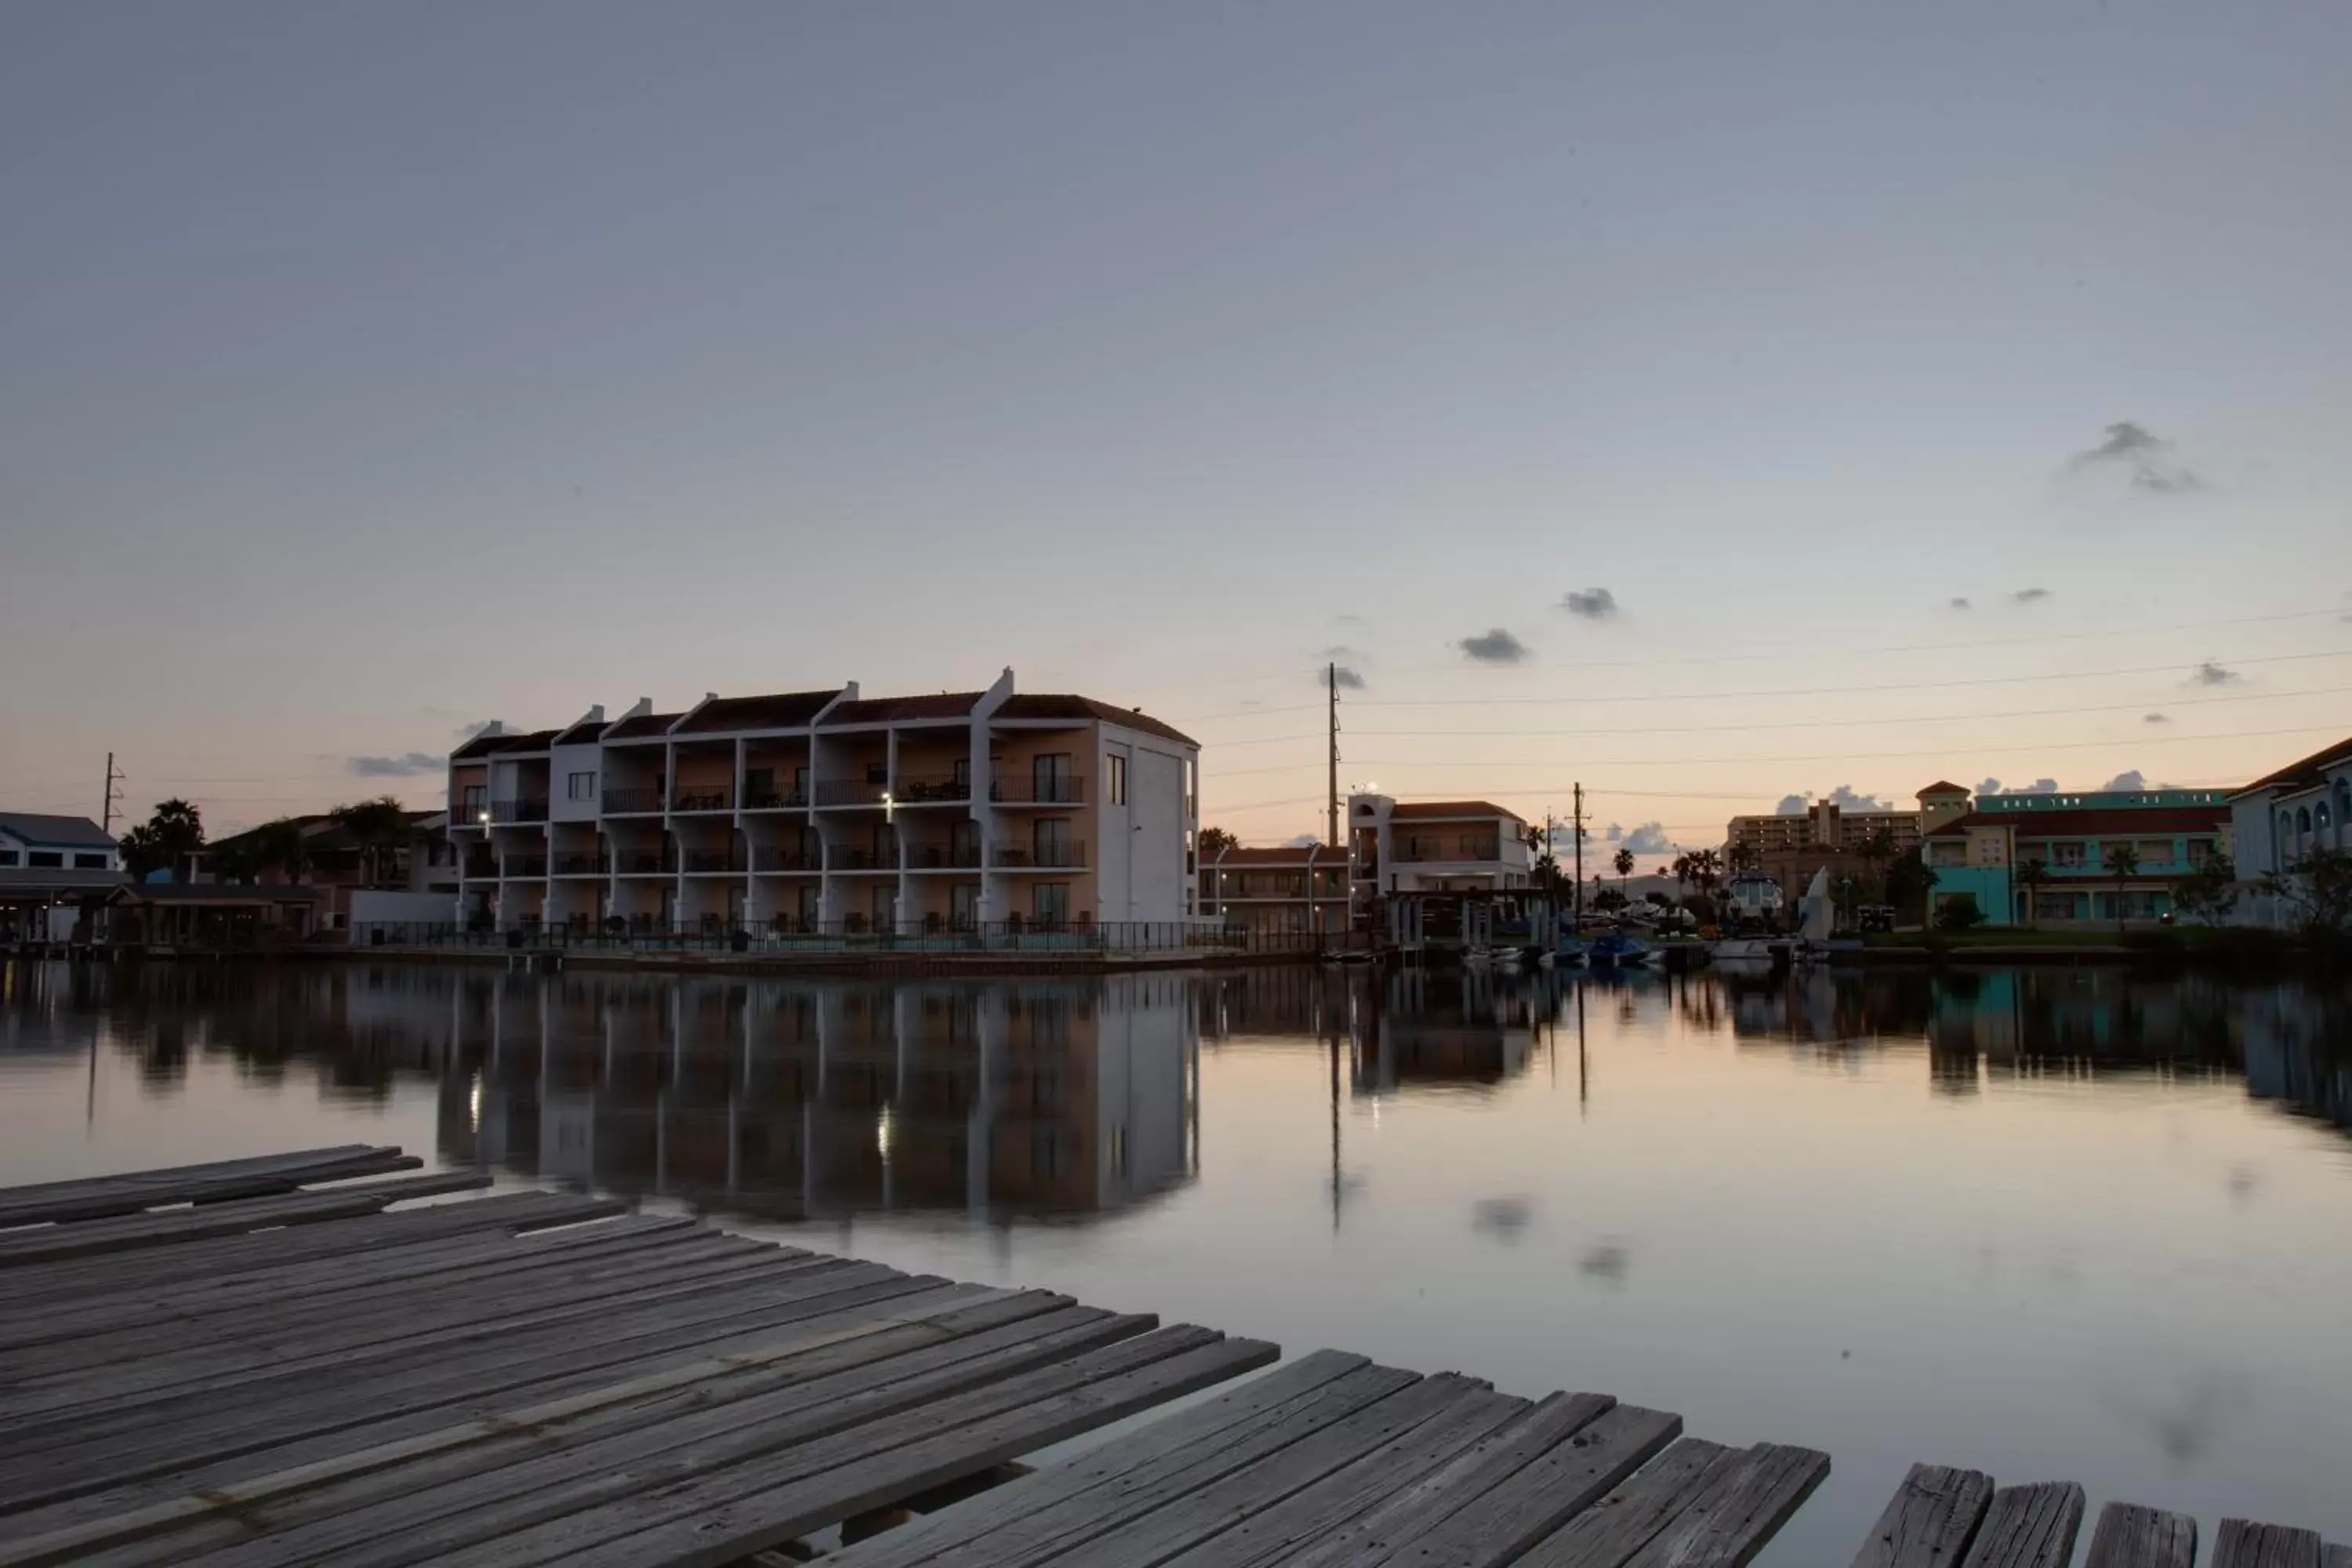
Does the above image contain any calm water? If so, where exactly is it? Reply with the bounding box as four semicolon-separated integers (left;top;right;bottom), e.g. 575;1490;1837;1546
5;959;2351;1563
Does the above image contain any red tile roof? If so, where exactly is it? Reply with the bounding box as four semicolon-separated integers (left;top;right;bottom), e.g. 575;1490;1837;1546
993;695;1199;748
675;690;844;734
603;712;682;740
1926;805;2230;839
822;692;985;726
2235;735;2352;796
1388;800;1526;824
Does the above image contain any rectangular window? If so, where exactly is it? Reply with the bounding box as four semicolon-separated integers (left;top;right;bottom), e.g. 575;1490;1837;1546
567;771;597;801
1034;882;1071;927
2053;842;2085;868
1107;753;1127;807
1036;817;1074;866
744;768;774;804
949;882;979;929
1034;752;1074;803
460;783;488;817
27;851;63;868
0;850;18;866
73;853;110;869
2187;840;2212;866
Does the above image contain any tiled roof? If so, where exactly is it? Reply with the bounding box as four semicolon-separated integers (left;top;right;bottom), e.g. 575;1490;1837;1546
822;692;985;726
993;695;1199;748
2235;735;2352;797
1915;781;1969;797
1926;805;2230;839
603;712;683;741
0;812;118;849
553;718;608;746
1388;800;1526;824
675;690;845;734
451;729;559;759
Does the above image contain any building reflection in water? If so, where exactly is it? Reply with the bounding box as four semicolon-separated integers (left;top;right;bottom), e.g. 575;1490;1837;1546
433;971;1201;1222
5;960;2348;1215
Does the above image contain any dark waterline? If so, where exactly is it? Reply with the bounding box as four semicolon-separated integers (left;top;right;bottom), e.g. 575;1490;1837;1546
4;959;2350;1564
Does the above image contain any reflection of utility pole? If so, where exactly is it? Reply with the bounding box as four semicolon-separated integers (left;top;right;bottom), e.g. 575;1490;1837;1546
1572;782;1584;927
1576;977;1588;1116
1329;1026;1341;1233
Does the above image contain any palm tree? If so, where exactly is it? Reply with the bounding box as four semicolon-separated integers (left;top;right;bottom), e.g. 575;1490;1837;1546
331;796;414;887
249;818;309;884
1613;846;1635;898
1726;841;1762;876
2102;843;2142;933
2015;856;2049;929
1856;826;1898;902
118;798;205;879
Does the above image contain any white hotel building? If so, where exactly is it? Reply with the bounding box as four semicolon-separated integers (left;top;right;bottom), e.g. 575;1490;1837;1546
446;669;1200;935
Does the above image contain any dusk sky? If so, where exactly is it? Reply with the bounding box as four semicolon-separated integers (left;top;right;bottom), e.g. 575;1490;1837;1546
5;2;2347;857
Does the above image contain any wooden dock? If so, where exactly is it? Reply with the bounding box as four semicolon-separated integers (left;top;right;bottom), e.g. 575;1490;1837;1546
0;1149;2333;1567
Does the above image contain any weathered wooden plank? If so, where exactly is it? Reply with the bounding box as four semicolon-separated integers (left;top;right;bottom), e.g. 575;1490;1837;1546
495;1332;1283;1568
870;1362;1418;1568
0;1171;486;1268
1330;1400;1684;1568
1040;1374;1491;1568
2084;1504;2198;1568
1853;1464;1996;1568
0;1148;412;1227
1960;1483;2085;1568
0;1253;876;1454
0;1213;701;1352
2;1285;1043;1567
0;1243;833;1422
827;1350;1375;1568
0;1192;624;1307
0;1269;957;1512
172;1308;1159;1568
1157;1388;1529;1568
1514;1439;1744;1568
1620;1442;1830;1568
0;1226;754;1378
2213;1519;2325;1568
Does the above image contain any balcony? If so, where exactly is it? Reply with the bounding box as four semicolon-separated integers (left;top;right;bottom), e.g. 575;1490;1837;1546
603;787;665;816
502;856;549;878
462;855;498;879
814;779;889;808
991;777;1085;805
909;844;985;869
683;849;742;874
833;844;899;870
744;788;810;811
993;842;1087;869
614;851;674;876
553;854;609;877
892;776;971;804
670;789;731;815
488;799;547;824
753;847;819;872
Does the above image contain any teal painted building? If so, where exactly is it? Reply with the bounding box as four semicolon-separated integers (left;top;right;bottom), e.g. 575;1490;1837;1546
1918;788;2232;927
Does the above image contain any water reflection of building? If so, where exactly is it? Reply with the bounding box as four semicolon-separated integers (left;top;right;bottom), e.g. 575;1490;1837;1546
441;972;1198;1221
1350;968;1545;1094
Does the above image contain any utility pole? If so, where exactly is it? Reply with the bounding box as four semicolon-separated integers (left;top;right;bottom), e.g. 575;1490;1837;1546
101;753;125;836
1326;662;1340;851
1572;781;1584;926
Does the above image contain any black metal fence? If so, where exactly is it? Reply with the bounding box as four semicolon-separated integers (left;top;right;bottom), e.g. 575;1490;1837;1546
349;918;1330;957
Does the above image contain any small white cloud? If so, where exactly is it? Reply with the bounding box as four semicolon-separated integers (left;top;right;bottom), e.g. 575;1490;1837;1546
349;752;444;778
1618;822;1671;855
1976;777;2002;794
1458;628;1530;665
1775;794;1808;815
1319;665;1367;691
1559;587;1621;621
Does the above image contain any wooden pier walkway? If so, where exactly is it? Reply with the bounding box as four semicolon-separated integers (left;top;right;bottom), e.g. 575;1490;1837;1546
0;1149;2332;1567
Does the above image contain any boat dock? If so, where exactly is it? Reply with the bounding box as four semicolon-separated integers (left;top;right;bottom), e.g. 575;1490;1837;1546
0;1147;2336;1567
